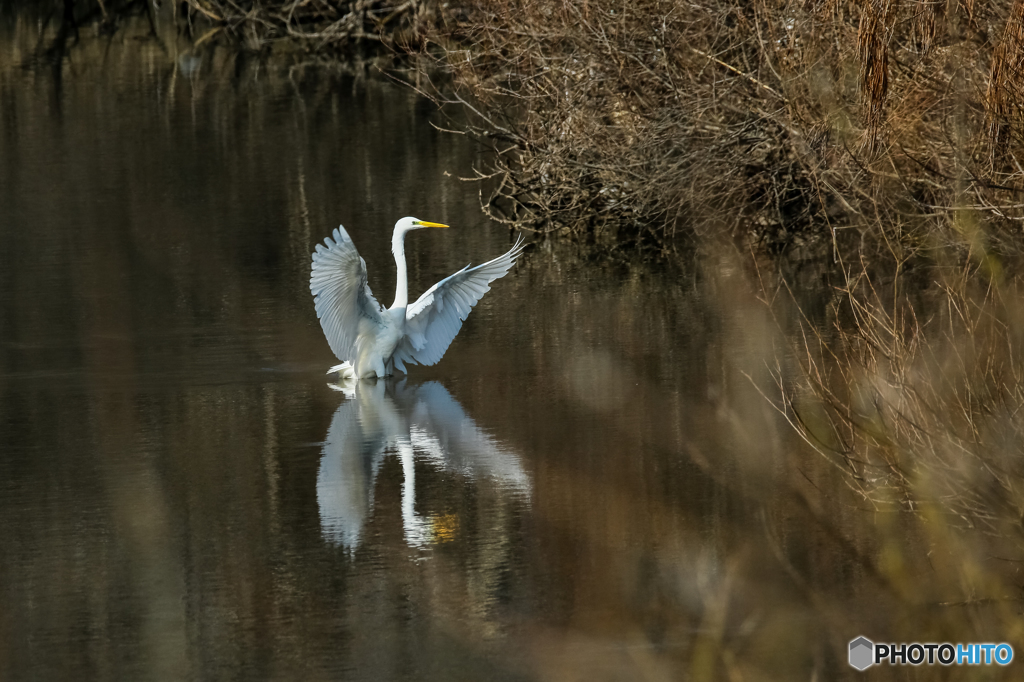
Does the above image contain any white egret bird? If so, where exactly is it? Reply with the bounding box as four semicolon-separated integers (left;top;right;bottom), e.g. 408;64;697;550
310;217;526;379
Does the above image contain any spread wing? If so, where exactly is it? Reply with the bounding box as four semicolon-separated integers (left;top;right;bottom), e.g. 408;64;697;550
392;234;526;372
310;226;386;363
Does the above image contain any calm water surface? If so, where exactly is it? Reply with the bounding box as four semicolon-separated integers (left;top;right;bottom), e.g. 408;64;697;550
0;12;943;682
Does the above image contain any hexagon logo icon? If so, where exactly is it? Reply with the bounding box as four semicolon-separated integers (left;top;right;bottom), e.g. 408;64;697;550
849;637;874;671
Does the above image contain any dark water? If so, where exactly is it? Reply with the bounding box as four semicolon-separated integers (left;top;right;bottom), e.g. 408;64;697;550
3;10;1011;682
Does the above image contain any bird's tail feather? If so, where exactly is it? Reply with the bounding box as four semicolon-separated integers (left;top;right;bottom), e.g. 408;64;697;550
326;361;356;379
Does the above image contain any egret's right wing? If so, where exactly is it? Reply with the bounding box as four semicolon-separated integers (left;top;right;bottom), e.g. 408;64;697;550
310;226;386;362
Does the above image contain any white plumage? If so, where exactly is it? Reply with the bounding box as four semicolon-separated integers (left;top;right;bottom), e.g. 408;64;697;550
310;217;526;378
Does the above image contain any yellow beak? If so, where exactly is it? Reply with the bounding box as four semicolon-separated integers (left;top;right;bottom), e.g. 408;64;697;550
416;221;449;228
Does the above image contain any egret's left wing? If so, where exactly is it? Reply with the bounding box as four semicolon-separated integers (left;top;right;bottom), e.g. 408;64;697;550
392;234;526;372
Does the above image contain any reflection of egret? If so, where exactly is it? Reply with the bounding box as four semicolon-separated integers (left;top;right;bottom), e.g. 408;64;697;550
310;217;526;379
177;54;202;77
317;380;530;551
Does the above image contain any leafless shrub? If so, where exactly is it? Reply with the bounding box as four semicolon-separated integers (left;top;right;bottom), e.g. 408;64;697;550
418;0;1024;253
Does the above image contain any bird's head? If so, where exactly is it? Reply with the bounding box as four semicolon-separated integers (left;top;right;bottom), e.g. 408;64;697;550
395;216;449;232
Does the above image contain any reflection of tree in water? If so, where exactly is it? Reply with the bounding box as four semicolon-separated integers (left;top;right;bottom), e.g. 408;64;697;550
317;379;530;552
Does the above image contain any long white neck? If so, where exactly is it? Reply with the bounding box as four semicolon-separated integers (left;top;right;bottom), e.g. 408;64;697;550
391;227;410;309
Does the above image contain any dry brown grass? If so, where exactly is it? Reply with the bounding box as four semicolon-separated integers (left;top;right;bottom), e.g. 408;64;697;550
989;0;1024;153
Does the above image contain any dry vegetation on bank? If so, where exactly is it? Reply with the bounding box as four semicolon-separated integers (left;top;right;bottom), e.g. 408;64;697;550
427;0;1024;254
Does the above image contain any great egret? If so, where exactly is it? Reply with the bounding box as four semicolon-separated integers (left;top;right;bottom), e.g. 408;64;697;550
310;217;526;379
